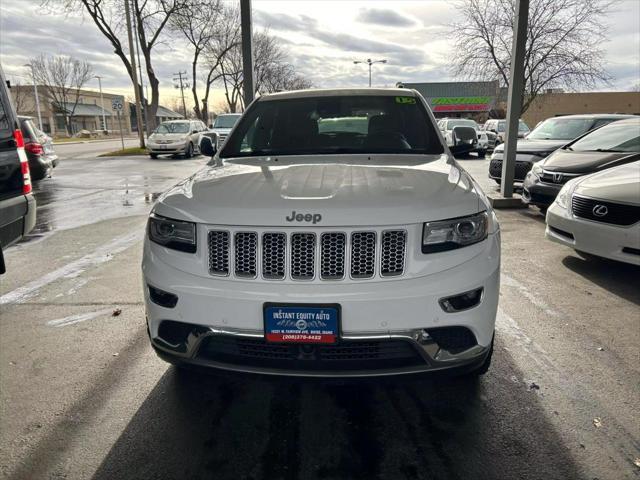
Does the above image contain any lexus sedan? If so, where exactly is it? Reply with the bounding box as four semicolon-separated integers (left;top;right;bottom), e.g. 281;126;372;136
545;160;640;265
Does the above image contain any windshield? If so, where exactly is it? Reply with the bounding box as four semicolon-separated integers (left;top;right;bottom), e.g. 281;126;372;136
220;95;444;158
447;119;477;129
214;115;241;129
568;121;640;153
527;117;594;140
155;122;190;134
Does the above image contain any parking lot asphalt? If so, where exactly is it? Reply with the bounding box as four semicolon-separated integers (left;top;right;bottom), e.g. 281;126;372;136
0;150;638;480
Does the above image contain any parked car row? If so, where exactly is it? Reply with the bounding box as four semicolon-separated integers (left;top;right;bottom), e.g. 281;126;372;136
488;114;634;184
147;114;242;160
483;112;639;266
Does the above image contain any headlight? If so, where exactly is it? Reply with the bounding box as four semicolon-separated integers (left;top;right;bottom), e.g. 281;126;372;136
531;161;544;177
148;213;197;253
422;212;489;253
555;184;572;210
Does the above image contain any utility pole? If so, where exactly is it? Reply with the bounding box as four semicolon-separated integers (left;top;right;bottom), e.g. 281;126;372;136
24;63;42;131
240;0;255;108
500;0;529;198
132;14;151;136
94;76;107;133
353;59;387;87
173;71;189;118
124;0;145;148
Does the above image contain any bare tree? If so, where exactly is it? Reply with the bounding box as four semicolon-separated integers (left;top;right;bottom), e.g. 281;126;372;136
449;0;614;113
11;82;30;114
211;28;312;113
170;0;228;123
43;0;187;131
29;54;93;135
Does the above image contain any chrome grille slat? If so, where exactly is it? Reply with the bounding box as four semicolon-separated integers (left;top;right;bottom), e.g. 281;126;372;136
262;233;286;279
234;232;257;278
321;232;346;280
208;230;230;275
381;230;406;277
291;233;316;280
208;228;407;281
351;232;376;278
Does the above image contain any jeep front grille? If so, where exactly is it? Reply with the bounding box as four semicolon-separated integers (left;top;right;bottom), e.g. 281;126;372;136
262;233;286;279
381;230;407;277
208;231;230;275
351;232;376;278
207;228;407;281
234;232;257;278
320;232;346;280
291;233;316;280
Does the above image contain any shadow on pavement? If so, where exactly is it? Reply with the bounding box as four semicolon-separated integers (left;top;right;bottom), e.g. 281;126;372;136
562;254;640;306
91;341;583;480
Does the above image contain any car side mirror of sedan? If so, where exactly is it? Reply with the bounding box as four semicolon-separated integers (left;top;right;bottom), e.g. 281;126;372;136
192;130;198;134
200;135;217;157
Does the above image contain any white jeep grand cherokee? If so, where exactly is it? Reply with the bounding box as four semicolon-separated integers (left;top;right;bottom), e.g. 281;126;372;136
142;88;500;378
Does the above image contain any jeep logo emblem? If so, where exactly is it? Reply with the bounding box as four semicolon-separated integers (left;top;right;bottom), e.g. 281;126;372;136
286;211;322;224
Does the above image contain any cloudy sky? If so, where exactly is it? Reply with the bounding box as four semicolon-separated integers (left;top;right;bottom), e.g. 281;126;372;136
1;0;638;110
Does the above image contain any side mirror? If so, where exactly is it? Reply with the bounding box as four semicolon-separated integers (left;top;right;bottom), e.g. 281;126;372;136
490;128;497;133
192;130;198;134
200;135;217;157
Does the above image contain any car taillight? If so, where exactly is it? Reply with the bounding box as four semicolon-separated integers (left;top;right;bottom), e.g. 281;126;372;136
14;129;32;194
25;142;44;155
14;128;24;148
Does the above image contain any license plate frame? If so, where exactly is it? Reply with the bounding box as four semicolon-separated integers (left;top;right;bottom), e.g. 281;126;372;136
263;303;341;344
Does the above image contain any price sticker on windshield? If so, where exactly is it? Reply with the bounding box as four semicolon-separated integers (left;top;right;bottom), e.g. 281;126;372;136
395;96;416;104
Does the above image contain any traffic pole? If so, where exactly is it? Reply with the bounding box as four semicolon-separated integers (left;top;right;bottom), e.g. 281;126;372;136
117;110;124;150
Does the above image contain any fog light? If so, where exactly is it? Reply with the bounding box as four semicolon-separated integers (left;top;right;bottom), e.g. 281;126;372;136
148;285;178;308
439;287;483;313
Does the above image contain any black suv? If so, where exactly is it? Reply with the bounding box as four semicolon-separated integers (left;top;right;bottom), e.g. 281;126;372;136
0;67;36;273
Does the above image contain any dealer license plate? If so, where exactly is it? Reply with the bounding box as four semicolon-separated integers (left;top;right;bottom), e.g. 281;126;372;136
264;304;339;344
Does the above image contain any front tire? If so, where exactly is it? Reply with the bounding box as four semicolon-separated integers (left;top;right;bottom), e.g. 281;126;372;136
150;153;158;159
477;149;486;158
184;143;193;158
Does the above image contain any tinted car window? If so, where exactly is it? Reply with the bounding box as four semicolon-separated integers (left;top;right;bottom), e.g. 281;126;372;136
569;121;640;153
214;115;241;128
155;122;190;134
447;119;477;129
527;117;594;140
221;95;444;158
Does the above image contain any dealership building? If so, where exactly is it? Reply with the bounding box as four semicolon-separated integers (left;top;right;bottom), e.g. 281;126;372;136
398;81;500;122
398;80;640;127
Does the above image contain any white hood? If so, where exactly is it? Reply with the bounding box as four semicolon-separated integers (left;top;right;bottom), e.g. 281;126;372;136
154;154;483;227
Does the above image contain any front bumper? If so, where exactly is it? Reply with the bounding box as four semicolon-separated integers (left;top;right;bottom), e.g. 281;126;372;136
546;202;640;265
522;173;562;207
142;233;500;377
148;142;187;154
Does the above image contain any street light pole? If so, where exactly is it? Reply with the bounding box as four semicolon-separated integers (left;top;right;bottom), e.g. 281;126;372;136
24;63;42;131
353;58;387;87
94;75;107;133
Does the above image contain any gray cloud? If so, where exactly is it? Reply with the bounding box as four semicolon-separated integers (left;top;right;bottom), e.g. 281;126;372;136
357;8;417;27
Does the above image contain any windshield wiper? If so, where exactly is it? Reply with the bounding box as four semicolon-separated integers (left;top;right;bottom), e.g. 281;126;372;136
594;148;626;153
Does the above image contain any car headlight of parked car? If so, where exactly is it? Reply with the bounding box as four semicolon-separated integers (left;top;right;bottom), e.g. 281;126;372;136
148;213;197;253
422;211;489;253
554;182;575;210
530;161;544;177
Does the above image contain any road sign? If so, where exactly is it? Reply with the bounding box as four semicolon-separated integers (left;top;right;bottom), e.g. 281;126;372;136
111;97;123;111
